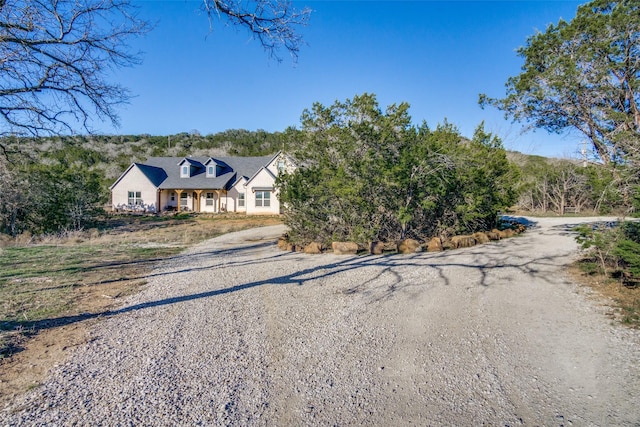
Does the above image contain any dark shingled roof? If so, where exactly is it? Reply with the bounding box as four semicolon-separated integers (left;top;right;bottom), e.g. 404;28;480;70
139;155;274;190
135;163;168;187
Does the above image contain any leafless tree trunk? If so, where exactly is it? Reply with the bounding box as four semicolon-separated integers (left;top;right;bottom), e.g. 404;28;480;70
535;178;550;213
548;166;587;215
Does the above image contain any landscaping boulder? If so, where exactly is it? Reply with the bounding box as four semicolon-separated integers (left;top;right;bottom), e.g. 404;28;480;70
369;241;385;255
451;235;476;249
398;239;422;254
426;237;443;252
442;239;455;250
277;235;290;250
472;232;490;244
486;231;501;241
498;228;515;239
332;241;359;255
304;242;323;254
277;234;298;252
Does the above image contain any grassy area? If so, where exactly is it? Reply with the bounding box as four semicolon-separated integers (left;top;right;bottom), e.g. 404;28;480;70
573;259;640;327
0;214;282;357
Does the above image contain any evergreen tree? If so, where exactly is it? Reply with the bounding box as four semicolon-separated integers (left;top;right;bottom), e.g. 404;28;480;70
278;94;518;245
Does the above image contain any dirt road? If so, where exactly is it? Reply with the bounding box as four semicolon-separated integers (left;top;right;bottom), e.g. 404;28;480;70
3;217;639;425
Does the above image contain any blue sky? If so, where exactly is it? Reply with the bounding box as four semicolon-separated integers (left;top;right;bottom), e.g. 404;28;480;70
104;0;585;158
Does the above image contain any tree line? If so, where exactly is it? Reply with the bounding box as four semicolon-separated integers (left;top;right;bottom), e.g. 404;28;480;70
509;153;624;215
0;115;632;239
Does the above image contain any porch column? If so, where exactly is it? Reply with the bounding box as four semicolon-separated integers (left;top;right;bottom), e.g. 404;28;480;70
195;190;203;212
216;190;223;212
176;189;183;212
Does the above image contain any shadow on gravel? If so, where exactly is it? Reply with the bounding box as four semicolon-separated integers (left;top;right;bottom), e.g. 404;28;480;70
85;240;285;286
549;221;619;236
7;228;576;336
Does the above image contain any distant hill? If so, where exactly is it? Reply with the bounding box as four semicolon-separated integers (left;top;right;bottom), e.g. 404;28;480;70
505;150;584;167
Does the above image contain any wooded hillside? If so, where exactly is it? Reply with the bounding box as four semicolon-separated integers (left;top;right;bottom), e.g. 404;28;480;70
0;125;628;238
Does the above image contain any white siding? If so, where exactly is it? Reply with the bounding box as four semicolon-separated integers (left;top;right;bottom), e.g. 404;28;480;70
266;154;296;177
183;191;196;211
245;168;279;215
111;154;296;215
111;166;159;211
200;191;225;213
160;190;178;210
230;179;247;213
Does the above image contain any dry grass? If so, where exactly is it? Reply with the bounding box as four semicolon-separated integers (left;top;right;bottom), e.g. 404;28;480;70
569;261;640;327
0;213;282;404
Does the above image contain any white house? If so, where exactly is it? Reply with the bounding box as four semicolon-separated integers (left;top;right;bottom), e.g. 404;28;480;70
109;152;295;215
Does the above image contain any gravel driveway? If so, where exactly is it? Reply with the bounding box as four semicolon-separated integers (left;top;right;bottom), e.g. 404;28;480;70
3;217;640;426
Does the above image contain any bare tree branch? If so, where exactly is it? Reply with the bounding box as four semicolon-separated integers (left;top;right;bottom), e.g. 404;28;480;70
0;0;150;142
0;0;310;155
201;0;310;62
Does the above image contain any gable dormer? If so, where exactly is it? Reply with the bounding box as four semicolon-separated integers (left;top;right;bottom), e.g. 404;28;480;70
266;152;296;176
204;158;231;178
178;158;199;178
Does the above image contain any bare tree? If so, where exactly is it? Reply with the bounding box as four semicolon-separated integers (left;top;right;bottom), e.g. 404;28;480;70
0;0;309;152
547;162;589;215
0;0;149;142
202;0;310;61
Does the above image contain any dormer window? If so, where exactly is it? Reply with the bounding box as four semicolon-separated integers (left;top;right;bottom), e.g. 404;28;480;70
206;161;228;177
181;165;189;178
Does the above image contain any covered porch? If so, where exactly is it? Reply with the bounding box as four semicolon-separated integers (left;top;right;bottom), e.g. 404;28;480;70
160;189;228;213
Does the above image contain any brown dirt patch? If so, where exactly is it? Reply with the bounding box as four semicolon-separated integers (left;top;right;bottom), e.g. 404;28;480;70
0;281;134;407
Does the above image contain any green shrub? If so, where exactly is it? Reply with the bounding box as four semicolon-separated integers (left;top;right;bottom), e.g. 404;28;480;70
575;221;640;284
613;239;640;278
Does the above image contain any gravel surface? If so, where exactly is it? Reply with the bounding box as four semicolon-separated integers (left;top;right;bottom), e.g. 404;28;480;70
3;217;640;426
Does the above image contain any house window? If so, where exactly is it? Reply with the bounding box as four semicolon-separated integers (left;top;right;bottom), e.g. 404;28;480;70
128;191;142;206
180;192;188;206
238;192;245;207
206;192;214;206
255;191;270;207
181;165;189;177
207;165;215;177
170;192;175;201
277;160;285;174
